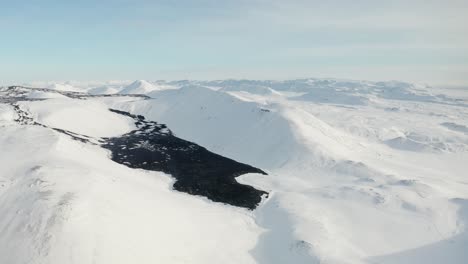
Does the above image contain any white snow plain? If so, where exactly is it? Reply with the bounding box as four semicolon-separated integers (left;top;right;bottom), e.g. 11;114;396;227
1;79;468;264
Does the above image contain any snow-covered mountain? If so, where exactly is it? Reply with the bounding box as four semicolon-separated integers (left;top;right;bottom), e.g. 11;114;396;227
47;83;81;92
87;85;119;95
119;80;163;94
1;79;468;264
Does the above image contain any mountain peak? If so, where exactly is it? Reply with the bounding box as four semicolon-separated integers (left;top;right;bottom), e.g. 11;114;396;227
119;80;157;94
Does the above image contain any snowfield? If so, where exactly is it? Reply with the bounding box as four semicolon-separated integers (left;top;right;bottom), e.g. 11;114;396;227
1;79;468;264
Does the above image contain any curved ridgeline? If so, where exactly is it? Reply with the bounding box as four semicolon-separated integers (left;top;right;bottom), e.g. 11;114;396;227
2;86;268;210
102;109;269;210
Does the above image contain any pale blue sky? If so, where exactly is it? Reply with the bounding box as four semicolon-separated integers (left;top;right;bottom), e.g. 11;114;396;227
1;0;467;85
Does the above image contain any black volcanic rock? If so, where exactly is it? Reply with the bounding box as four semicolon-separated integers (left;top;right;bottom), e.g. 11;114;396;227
2;86;268;210
103;109;268;210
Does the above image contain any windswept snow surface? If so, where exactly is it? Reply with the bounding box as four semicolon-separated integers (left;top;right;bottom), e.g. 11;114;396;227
46;83;81;92
1;79;468;264
119;80;174;94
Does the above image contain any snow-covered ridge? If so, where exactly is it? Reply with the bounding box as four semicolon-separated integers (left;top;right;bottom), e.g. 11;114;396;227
119;80;159;94
1;86;268;207
1;79;468;263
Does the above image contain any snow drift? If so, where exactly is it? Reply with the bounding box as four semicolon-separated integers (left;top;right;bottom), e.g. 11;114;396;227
1;79;468;264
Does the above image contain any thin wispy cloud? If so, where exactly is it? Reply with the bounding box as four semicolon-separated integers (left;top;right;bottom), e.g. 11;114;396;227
0;0;467;85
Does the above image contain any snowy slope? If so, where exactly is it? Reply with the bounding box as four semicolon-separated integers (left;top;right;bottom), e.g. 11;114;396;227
47;83;81;92
119;80;164;94
0;126;261;264
1;80;468;264
87;86;119;95
107;86;300;168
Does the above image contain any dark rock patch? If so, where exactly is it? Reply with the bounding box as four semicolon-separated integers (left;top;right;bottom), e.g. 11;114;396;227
103;109;268;210
2;86;269;210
